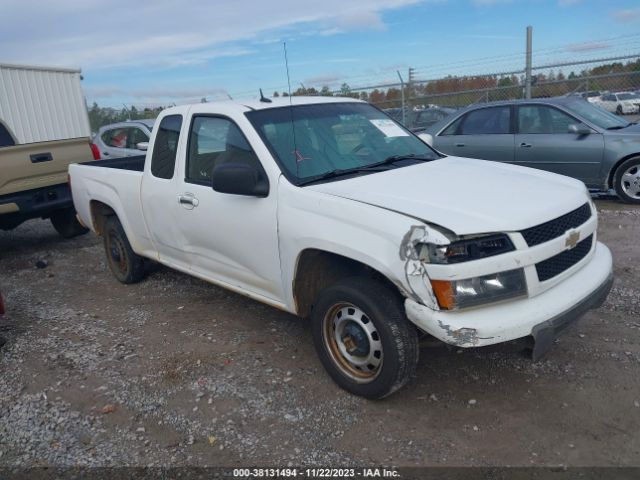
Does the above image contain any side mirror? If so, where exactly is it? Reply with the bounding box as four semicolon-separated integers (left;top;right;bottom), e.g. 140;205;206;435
212;163;269;197
418;133;434;146
568;124;591;135
136;141;149;151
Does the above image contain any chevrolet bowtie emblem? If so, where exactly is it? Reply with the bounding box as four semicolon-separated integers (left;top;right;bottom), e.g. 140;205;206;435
565;231;580;249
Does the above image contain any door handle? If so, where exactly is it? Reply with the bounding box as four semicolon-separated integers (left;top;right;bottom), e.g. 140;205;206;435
30;152;53;163
178;193;199;208
519;142;532;148
103;151;110;156
455;143;465;147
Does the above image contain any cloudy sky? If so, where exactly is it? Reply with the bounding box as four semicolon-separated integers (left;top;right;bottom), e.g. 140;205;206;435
1;0;639;107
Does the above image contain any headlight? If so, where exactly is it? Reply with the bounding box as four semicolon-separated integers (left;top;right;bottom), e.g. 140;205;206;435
423;233;515;264
430;268;527;310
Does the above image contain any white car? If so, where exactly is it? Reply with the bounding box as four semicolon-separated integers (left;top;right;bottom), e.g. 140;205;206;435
93;119;155;159
596;92;640;115
69;97;613;399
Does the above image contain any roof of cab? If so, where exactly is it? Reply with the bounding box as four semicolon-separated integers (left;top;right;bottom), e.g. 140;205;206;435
162;96;364;116
239;95;363;111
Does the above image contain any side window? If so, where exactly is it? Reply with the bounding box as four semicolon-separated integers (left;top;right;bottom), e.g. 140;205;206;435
547;107;576;134
518;106;545;134
441;116;464;135
150;115;182;180
459;107;511;135
128;128;149;149
518;106;577;134
0;122;15;147
186;116;263;184
102;128;128;148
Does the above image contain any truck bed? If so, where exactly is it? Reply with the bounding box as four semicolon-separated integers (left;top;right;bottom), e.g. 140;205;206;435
80;155;145;172
69;158;150;255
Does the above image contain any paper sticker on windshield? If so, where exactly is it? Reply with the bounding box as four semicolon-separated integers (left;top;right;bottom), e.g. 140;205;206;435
369;119;410;137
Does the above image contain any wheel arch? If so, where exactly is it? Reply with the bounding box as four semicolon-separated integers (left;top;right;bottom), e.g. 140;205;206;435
292;248;406;318
607;153;640;189
89;200;117;236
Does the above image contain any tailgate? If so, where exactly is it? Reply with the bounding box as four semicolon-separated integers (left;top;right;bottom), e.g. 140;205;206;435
0;137;92;196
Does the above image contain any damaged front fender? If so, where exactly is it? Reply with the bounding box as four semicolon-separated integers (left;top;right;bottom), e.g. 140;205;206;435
399;225;449;309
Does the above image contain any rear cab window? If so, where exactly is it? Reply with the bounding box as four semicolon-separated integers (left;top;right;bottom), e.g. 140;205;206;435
150;115;183;179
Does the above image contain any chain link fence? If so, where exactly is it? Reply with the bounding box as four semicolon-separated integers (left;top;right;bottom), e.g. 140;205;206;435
324;44;640;130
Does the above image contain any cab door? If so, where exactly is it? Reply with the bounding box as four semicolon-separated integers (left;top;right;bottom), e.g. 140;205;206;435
140;112;192;267
171;114;283;302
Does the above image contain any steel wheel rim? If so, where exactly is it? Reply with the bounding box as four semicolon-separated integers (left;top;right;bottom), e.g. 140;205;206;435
323;302;383;383
621;165;640;198
107;232;128;275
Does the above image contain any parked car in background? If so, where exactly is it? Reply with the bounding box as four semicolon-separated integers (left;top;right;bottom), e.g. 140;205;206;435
0;63;95;237
70;97;613;398
93;119;155;159
381;107;409;126
382;106;457;132
596;92;640;115
422;97;640;204
581;91;602;103
411;106;457;133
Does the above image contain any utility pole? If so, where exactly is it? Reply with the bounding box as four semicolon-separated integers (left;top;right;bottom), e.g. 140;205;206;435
407;67;415;128
525;25;533;99
397;70;406;125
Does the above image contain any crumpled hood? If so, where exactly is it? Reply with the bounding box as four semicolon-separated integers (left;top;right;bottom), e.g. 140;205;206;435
306;156;588;236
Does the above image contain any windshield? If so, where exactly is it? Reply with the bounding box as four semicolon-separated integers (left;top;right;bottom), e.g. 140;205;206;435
618;93;635;100
246;103;439;183
563;100;628;130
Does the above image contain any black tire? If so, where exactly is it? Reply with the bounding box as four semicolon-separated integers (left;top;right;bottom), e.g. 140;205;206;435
50;208;89;239
613;156;640;204
311;277;419;399
616;105;623;115
103;216;145;284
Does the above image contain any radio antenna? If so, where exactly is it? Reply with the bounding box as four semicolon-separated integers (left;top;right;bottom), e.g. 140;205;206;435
284;42;299;178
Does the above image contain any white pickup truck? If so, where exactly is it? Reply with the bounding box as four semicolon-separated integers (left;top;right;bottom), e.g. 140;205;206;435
70;97;613;399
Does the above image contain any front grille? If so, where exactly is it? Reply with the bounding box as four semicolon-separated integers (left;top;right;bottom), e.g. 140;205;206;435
535;234;593;282
520;203;591;247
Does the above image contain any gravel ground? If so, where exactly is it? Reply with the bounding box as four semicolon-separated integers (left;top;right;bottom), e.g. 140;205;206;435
0;198;639;468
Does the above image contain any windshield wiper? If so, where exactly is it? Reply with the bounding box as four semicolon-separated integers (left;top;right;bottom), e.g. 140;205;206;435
298;154;434;186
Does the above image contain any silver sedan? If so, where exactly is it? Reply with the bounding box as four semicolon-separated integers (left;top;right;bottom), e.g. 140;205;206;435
423;97;640;204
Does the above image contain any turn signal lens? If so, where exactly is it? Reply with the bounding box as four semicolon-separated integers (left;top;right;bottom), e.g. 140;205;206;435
431;280;456;310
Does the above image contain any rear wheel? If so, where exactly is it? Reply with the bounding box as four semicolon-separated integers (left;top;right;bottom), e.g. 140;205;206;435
311;277;419;399
103;216;145;283
614;157;640;204
50;208;88;238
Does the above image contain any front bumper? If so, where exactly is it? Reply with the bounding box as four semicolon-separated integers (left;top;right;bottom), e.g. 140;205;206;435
405;242;613;352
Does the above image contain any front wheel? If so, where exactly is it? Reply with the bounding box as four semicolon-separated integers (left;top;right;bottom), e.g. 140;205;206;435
616;105;623;115
614;157;640;204
50;208;89;238
311;277;419;399
103;216;146;284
